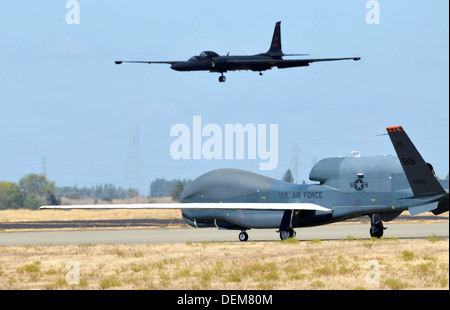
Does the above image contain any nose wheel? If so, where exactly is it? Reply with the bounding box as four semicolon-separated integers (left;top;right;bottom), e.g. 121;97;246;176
218;74;226;83
239;231;248;241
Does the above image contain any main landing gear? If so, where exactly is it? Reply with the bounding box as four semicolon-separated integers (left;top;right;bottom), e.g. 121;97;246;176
279;228;296;241
369;214;386;238
278;210;296;241
218;71;263;82
238;229;297;241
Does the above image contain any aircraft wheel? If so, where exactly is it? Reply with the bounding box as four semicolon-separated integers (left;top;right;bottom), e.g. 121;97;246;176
239;231;248;242
369;214;385;238
370;224;384;238
289;228;296;238
218;75;226;83
279;231;290;240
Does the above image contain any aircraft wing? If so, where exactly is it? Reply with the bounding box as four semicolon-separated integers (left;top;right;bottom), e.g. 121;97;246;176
225;57;360;69
39;203;332;212
276;57;360;68
115;61;178;65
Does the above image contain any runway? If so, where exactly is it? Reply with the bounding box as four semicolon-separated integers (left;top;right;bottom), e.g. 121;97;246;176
0;222;448;246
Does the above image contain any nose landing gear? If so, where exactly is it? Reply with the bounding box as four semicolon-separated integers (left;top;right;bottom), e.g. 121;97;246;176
218;74;226;83
239;231;248;241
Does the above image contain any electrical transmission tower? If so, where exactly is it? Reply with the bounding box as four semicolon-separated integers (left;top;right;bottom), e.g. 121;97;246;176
126;125;145;197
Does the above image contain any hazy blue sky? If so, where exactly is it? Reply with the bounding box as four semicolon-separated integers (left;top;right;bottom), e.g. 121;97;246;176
0;1;448;195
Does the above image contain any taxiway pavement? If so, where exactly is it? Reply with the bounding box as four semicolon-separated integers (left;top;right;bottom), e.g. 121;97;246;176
0;222;448;246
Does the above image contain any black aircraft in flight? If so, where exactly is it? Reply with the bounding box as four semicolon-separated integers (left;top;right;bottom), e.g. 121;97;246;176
115;21;361;82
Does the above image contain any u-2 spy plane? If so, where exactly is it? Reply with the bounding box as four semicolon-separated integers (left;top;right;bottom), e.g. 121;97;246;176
114;21;360;82
41;126;448;242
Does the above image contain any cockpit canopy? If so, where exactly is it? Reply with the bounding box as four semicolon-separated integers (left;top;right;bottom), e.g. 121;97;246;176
188;51;219;62
199;51;219;59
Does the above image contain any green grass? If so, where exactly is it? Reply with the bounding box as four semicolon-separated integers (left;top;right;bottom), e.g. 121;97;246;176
17;260;41;274
409;262;436;277
281;237;301;244
99;275;122;289
383;278;408;290
426;233;441;242
401;250;415;261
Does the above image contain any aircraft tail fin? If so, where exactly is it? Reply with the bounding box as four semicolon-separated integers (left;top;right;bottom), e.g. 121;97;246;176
432;193;449;215
267;21;283;57
386;126;447;198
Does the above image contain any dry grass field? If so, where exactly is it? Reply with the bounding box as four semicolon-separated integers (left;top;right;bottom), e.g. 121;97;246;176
0;197;183;224
0;237;448;290
0;208;183;223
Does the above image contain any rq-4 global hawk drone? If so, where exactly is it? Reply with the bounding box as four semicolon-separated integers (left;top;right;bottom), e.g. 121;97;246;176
115;21;360;82
41;126;449;242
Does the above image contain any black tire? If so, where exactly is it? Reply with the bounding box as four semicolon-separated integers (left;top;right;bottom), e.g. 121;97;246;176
239;231;248;242
370;224;384;238
279;231;290;240
289;228;296;238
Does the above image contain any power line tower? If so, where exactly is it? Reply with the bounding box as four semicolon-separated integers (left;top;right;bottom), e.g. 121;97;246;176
126;125;145;198
291;146;299;184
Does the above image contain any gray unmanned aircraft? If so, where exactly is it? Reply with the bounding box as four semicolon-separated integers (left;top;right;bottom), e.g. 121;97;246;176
114;21;361;82
41;126;448;242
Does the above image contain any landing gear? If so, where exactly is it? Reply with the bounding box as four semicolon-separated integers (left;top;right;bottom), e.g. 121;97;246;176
279;210;296;240
290;228;296;238
369;214;386;238
280;231;290;240
259;71;263;76
279;228;296;240
239;231;248;242
218;74;226;83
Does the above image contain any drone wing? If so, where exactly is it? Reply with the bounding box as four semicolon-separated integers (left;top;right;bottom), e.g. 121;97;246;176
40;202;332;212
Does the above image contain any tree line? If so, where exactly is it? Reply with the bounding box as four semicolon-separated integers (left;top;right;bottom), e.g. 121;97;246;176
0;174;59;210
0;173;193;210
149;178;191;198
56;183;139;202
